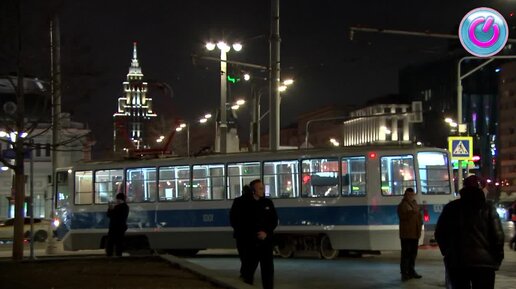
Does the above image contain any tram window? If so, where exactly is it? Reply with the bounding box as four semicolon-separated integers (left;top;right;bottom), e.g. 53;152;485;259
56;171;71;208
126;167;157;203
74;171;93;205
417;152;451;195
227;162;261;199
264;160;299;198
159;166;190;201
380;155;416;196
192;164;225;200
341;157;366;196
94;169;124;204
301;158;339;197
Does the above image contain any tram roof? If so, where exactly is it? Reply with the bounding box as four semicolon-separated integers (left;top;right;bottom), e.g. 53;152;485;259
64;144;447;170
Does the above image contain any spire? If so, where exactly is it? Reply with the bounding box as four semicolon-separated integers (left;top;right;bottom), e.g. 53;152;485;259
128;41;142;78
133;41;138;60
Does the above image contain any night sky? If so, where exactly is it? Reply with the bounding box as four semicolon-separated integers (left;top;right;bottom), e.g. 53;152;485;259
1;0;515;156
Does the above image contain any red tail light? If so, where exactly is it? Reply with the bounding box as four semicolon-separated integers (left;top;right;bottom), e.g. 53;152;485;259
423;208;430;223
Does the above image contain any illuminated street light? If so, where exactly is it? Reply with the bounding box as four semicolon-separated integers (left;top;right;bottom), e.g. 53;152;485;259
278;85;287;92
204;113;212;119
205;42;216;51
175;122;190;156
206;39;243;153
231;104;240;110
1;167;8;171
444;117;453;123
283;79;294;86
236;99;246;105
232;43;243;52
199;118;208;124
449;122;458;128
243;73;251;81
329;138;340;147
156;138;163;143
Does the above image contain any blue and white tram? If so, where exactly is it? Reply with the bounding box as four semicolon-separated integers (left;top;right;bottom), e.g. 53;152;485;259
53;145;454;259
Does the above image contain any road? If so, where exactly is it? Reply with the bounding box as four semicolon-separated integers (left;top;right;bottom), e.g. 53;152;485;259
188;247;516;289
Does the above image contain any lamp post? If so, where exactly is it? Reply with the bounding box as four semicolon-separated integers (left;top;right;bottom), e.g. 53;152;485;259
206;41;242;154
176;122;190;157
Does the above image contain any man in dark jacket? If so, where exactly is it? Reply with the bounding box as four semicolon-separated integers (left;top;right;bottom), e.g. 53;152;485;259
106;192;129;257
229;179;278;289
435;175;504;289
397;187;423;281
230;184;253;278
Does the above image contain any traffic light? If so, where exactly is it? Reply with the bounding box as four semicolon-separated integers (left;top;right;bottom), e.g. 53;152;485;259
227;75;240;83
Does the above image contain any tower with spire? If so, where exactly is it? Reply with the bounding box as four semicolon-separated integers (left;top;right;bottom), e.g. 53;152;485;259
113;42;157;153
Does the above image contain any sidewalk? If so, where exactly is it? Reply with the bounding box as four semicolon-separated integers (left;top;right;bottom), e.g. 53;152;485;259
0;242;252;289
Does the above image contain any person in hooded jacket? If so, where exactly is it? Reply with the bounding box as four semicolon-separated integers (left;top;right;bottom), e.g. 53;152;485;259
229;179;278;289
435;175;504;289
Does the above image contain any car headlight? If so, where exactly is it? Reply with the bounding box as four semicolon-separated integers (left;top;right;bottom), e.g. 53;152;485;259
52;218;60;228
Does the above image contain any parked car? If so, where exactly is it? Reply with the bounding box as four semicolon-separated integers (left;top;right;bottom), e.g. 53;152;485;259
0;218;50;242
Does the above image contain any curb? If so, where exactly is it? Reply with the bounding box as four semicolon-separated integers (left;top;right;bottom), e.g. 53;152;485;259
160;254;255;289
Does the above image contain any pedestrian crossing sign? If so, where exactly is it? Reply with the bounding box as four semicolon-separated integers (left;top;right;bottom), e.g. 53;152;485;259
448;136;473;160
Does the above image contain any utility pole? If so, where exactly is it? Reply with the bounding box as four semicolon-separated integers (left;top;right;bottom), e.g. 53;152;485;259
12;0;26;261
47;15;61;254
269;0;281;151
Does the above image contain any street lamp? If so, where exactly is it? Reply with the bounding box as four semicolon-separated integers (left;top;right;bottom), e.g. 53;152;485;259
175;122;190;157
206;40;242;154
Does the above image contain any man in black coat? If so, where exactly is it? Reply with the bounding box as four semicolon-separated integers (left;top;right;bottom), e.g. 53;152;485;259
229;179;278;289
106;192;130;257
435;175;504;289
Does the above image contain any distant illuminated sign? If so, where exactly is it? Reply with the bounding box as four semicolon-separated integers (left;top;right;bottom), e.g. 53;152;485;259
459;7;509;57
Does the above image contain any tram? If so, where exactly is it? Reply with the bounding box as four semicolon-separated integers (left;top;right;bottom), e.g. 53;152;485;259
53;145;454;259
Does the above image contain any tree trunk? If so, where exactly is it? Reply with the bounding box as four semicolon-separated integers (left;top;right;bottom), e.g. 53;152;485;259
12;164;25;260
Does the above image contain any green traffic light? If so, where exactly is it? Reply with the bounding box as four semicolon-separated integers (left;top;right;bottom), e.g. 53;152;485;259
227;75;240;83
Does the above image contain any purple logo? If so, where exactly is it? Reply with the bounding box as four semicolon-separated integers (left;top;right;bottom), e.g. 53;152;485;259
459;7;508;57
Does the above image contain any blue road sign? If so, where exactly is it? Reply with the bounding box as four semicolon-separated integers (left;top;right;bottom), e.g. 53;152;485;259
448;136;473;160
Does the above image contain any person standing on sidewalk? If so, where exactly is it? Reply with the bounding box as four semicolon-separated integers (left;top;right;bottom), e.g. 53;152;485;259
106;192;129;257
229;179;278;289
397;187;423;281
230;184;254;278
435;175;505;289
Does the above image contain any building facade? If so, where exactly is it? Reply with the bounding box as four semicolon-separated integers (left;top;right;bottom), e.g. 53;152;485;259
341;104;414;146
498;61;516;195
113;42;157;153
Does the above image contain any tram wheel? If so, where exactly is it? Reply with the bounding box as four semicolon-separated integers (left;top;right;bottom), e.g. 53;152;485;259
275;239;295;258
319;235;339;260
34;230;48;242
